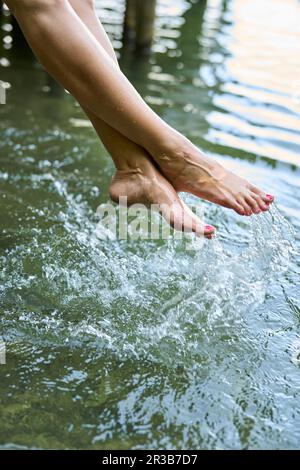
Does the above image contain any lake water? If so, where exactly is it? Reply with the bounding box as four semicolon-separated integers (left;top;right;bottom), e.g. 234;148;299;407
0;0;300;450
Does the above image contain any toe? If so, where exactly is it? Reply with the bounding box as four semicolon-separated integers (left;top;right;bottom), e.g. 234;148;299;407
262;193;275;204
219;195;246;215
232;201;247;216
184;204;216;238
251;193;270;211
249;185;274;205
237;197;253;216
204;224;216;237
245;194;261;214
249;184;262;196
164;201;215;238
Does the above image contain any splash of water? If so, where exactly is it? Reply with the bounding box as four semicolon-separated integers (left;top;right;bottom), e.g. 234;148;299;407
0;190;295;370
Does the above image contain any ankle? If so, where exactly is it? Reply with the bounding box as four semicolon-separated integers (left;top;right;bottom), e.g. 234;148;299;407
150;129;218;173
149;128;190;162
113;155;154;174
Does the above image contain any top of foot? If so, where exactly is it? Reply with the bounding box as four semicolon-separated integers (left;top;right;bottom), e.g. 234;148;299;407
154;135;274;216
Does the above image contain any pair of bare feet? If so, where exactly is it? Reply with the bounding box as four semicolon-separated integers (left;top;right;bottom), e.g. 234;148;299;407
109;131;274;238
6;0;273;237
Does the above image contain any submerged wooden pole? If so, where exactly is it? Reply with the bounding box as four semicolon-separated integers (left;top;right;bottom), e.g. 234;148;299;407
123;0;137;44
123;0;157;54
135;0;156;54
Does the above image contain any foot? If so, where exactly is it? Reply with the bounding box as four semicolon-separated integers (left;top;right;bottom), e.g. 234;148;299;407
153;134;274;216
109;156;215;238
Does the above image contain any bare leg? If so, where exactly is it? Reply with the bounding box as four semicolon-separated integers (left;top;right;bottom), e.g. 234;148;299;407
7;0;273;218
64;1;216;237
70;0;275;217
8;0;171;150
69;0;137;171
68;1;153;168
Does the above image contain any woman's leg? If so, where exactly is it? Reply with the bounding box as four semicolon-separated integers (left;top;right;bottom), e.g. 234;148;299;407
7;0;273;217
69;0;141;171
62;0;217;237
7;0;215;237
68;0;162;174
69;1;275;217
8;0;171;149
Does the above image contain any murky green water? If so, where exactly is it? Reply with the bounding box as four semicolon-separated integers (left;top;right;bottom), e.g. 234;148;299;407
1;0;300;450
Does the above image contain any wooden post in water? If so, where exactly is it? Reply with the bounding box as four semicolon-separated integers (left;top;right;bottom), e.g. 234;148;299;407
135;0;156;54
123;0;157;54
123;0;137;44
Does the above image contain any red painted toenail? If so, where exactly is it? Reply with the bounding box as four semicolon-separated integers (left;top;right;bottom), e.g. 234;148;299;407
266;194;274;200
205;225;215;231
